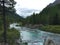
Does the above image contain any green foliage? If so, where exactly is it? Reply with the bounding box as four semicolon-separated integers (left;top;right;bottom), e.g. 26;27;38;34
40;25;60;34
0;28;20;45
0;14;21;44
25;4;60;25
7;28;20;44
7;28;20;40
0;0;24;24
25;4;60;33
0;0;23;44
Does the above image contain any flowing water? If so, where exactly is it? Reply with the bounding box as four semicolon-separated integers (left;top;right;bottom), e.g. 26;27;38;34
10;23;60;45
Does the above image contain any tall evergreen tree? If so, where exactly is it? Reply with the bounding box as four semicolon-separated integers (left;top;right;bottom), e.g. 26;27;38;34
53;13;59;25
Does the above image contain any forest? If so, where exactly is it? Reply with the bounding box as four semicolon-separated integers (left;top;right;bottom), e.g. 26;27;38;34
25;4;60;33
0;0;60;45
0;0;24;45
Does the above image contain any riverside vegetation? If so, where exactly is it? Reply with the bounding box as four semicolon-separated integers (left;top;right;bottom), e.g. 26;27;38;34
0;0;60;45
25;3;60;34
0;0;24;45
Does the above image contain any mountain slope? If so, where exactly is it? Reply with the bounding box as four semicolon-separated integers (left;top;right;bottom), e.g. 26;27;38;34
0;5;24;24
48;0;60;6
25;1;60;33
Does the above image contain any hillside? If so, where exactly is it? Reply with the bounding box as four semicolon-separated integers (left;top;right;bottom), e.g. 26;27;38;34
48;0;60;6
26;3;60;25
0;5;24;24
25;2;60;33
53;0;60;5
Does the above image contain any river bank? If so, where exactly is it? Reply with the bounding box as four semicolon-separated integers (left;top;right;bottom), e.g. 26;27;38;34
23;24;60;34
39;25;60;34
0;23;20;45
11;23;60;45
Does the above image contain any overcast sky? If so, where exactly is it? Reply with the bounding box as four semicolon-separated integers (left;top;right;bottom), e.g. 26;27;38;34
14;0;55;17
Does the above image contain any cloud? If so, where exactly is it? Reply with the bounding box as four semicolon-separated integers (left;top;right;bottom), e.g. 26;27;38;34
14;0;55;17
15;8;40;17
15;0;55;10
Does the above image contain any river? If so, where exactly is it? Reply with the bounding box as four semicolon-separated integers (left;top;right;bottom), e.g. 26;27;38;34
10;23;60;45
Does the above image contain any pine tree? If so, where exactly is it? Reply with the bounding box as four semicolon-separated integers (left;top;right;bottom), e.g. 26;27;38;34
53;13;59;25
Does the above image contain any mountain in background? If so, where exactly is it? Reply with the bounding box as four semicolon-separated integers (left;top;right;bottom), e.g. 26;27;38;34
25;0;60;33
0;5;24;25
25;0;60;25
48;0;60;6
53;0;60;4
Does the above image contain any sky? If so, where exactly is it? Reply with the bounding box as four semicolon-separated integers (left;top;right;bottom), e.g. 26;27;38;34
14;0;55;17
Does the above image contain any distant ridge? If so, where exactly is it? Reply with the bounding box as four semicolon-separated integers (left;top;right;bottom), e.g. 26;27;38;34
48;0;60;7
53;0;60;5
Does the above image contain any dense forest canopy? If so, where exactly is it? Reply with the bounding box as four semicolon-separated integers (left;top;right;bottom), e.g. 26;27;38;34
24;1;60;34
25;4;60;25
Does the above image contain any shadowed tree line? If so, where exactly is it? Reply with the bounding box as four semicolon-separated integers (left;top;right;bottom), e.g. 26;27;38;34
25;4;60;25
25;4;60;34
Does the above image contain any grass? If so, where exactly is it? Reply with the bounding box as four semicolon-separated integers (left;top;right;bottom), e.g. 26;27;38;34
39;25;60;34
0;28;20;45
